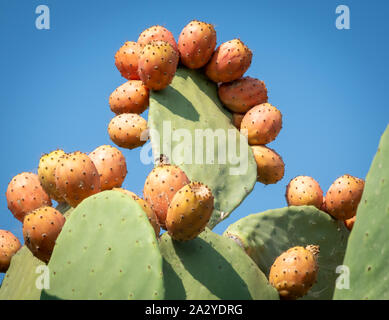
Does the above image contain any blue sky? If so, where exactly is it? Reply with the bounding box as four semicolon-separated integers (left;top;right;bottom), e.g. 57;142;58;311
0;0;388;280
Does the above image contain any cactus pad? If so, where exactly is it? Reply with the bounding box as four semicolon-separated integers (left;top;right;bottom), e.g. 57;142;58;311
224;206;349;300
0;246;45;300
41;190;164;300
333;125;389;299
148;67;257;229
160;228;279;300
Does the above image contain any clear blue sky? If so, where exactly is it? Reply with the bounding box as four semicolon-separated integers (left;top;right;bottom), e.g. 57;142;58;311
1;0;388;281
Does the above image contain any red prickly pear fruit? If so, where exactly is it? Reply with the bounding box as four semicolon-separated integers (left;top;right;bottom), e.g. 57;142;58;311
166;182;214;241
137;40;179;91
23;206;65;263
285;176;323;210
89;145;127;191
269;245;320;300
178;20;217;69
232;113;245;130
55;152;101;207
38;149;67;203
143;164;190;229
138;25;178;54
251;145;285;185
109;80;149;115
205;39;252;83
0;230;21;273
113;188;160;237
325;175;365;221
344;215;356;231
114;41;141;80
108;113;148;149
218;77;268;113
6;172;52;222
241;103;283;145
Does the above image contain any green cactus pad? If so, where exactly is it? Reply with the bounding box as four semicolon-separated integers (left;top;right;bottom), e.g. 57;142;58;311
41;190;164;300
148;67;257;229
160;228;279;300
0;246;45;300
223;206;349;300
333;125;389;300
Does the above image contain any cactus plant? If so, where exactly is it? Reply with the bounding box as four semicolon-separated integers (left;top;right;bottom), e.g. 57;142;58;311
223;206;349;299
333;125;389;299
41;190;164;300
0;246;45;300
160;228;279;300
148;67;257;229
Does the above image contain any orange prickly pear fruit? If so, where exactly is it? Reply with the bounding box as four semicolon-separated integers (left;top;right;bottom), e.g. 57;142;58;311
251;145;285;185
23;206;65;263
0;230;21;273
269;245;320;300
6;172;52;222
114;41;141;80
178;20;217;69
325;175;365;220
285;176;323;210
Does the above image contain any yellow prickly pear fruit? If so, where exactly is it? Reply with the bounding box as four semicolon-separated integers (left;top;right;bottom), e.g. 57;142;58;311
166;182;214;241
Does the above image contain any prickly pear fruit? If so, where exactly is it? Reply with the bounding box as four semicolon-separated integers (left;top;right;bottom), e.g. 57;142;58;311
6;172;52;222
138;40;179;91
38;149;66;202
241;103;283;145
108;113;148;149
89;145;127;191
113;188;160;237
205;39;252;83
109;80;149;115
178;20;217;69
269;245;320;300
138;25;178;54
23;206;65;263
166;182;214;241
325;175;365;220
285;176;323;210
251;145;285;185
344;215;356;231
55;152;101;207
114;41;141;80
218;77;268;113
0;230;21;273
143;164;190;229
232;113;245;130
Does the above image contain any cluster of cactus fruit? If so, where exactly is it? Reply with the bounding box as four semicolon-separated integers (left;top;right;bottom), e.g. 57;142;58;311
0;19;388;300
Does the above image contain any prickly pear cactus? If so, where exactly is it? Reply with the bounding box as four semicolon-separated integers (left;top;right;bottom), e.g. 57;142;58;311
0;246;45;300
41;191;164;300
224;206;349;300
160;228;279;300
148;67;257;229
333;125;389;300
